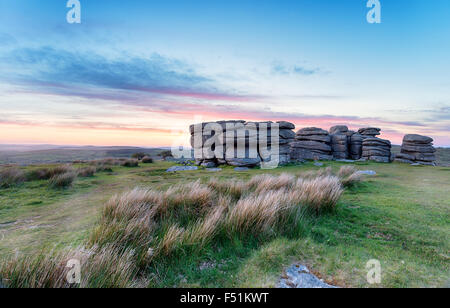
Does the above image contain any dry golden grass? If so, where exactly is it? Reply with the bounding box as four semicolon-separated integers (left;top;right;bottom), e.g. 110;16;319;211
0;244;136;288
337;166;364;187
1;168;353;288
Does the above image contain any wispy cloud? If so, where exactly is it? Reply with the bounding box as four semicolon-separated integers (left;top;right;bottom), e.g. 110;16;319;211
1;46;255;102
271;63;322;76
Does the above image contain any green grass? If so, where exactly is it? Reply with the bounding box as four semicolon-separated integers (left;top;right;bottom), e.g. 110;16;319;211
0;160;449;288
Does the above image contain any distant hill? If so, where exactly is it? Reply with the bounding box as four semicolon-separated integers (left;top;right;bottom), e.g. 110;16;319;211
0;145;167;165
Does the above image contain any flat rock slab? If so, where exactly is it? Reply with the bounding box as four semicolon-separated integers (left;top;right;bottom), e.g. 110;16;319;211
166;166;199;172
278;264;337;288
336;159;356;163
356;170;377;176
314;162;324;167
234;167;250;171
206;168;222;172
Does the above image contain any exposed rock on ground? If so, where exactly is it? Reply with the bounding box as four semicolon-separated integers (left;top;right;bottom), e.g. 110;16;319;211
290;127;333;161
278;264;337;288
361;133;392;163
166;166;198;172
190;120;295;167
394;134;436;165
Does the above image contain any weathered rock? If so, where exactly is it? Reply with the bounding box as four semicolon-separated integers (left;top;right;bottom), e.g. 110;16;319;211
358;127;381;136
329;125;349;134
277;121;295;129
401;144;436;153
397;134;436;165
296;127;329;136
201;160;217;168
166;166;198;172
369;156;390;163
296;134;331;143
291;141;332;152
362;137;391;147
226;157;261;167
278;264;337;289
279;129;296;139
290;148;333;161
403;134;433;144
190;120;295;167
234;167;250;171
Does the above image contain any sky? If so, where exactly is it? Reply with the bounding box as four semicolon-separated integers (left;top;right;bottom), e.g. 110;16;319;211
0;0;449;147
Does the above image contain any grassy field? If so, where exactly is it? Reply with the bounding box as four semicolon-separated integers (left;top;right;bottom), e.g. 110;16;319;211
0;159;449;288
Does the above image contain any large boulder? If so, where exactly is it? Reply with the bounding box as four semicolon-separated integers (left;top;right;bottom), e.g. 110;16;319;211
395;134;436;165
291;127;332;161
358;127;381;136
361;133;391;163
329;125;349;134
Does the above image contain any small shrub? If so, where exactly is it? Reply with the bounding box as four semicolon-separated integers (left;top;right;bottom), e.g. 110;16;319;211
131;152;148;160
121;159;139;167
49;172;76;189
77;167;96;177
95;164;113;173
159;150;173;160
0;167;25;188
141;156;153;164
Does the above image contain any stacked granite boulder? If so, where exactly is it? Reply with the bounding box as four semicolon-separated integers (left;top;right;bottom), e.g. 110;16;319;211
290;127;333;161
259;121;295;166
349;133;363;160
190;120;295;167
394;134;436;165
361;138;392;163
329;126;350;159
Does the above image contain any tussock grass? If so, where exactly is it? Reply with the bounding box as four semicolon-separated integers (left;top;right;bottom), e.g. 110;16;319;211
0;245;137;288
49;172;77;189
337;166;365;187
0;167;25;188
77;166;96;177
1;168;356;288
26;165;75;181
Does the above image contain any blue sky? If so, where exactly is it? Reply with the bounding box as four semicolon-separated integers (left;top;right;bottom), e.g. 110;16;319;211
0;0;449;146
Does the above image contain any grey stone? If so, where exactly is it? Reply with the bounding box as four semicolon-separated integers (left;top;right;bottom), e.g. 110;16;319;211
201;161;217;168
296;127;329;136
403;134;433;144
278;264;337;289
277;121;295;129
295;134;331;143
329;125;349;134
206;168;222;172
358;127;381;136
226;157;261;167
166;166;199;172
290;141;332;152
234;167;250;171
356;170;376;176
369;156;390;163
279;129;296;139
394;158;414;164
314;162;324;167
336;159;357;163
401;145;436;153
362;137;391;147
290;148;333;161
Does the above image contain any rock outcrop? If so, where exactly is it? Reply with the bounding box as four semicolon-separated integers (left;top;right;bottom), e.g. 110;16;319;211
329;126;349;159
362;137;392;163
394;134;436;165
290;127;333;161
349;133;363;160
190;120;295;167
